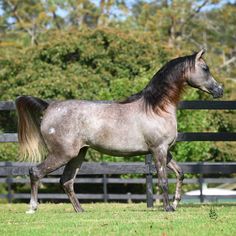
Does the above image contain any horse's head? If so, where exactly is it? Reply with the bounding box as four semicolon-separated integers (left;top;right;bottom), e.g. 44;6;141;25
186;49;223;98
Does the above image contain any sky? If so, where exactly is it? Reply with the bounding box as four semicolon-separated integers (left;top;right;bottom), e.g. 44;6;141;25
55;0;236;19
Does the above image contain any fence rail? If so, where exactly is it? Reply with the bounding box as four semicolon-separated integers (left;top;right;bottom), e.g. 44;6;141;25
2;132;236;143
1;100;236;142
1;161;236;175
0;160;236;204
1;100;236;110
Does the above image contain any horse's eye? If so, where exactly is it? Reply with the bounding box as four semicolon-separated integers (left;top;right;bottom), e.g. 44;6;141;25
202;66;209;72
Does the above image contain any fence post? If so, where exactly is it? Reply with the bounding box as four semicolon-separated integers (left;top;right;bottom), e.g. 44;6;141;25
145;154;154;208
127;192;132;204
103;174;108;202
199;174;205;203
198;162;205;203
6;162;13;203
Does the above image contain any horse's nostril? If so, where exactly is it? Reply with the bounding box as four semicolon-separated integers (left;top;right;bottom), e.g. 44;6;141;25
213;86;224;98
219;85;224;94
211;84;224;98
221;88;224;96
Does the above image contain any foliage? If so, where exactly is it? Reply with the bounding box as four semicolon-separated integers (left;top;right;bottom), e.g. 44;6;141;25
0;203;236;236
0;143;19;161
209;206;218;220
0;28;162;100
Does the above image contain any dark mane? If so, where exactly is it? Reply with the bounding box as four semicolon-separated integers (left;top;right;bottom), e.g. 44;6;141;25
120;54;196;112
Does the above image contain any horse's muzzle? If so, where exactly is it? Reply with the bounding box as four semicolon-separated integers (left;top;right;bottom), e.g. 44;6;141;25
212;84;224;98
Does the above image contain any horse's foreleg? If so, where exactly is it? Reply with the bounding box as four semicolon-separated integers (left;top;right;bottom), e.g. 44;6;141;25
167;153;184;210
60;147;88;213
152;146;174;212
27;154;70;214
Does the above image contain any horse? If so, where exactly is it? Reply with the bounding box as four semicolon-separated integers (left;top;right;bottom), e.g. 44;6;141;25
15;49;223;213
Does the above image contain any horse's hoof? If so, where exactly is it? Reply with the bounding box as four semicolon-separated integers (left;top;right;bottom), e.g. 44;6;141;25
165;205;175;212
26;209;36;214
75;207;84;213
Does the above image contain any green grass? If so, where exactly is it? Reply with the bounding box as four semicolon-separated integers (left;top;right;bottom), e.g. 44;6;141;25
0;203;235;236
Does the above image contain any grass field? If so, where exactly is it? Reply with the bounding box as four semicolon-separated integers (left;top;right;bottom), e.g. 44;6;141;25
0;203;235;236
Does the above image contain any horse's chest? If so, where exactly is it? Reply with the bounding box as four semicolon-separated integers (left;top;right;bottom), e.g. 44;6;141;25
143;115;177;146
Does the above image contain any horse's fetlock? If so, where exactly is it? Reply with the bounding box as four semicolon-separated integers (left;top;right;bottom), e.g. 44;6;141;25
179;171;184;181
173;196;181;202
29;199;38;209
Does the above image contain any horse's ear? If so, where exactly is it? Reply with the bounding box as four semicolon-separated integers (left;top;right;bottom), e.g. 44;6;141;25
196;49;206;61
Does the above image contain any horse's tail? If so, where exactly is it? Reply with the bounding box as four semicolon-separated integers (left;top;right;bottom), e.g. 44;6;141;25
15;96;49;163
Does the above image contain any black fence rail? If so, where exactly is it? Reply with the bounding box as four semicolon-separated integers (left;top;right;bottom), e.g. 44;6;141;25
1;100;236;142
0;159;236;205
0;100;236;206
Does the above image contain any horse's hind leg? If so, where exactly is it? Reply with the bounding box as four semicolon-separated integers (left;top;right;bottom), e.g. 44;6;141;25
60;147;88;213
167;152;184;210
27;154;71;214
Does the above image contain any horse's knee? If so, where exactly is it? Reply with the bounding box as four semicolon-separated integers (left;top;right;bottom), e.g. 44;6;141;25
29;166;42;182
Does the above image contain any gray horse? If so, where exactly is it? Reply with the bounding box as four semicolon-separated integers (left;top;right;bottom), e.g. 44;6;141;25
16;49;223;213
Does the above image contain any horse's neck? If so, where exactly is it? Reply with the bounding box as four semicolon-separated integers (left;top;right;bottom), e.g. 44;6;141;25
156;72;186;112
165;104;177;114
146;100;177;118
158;103;177;117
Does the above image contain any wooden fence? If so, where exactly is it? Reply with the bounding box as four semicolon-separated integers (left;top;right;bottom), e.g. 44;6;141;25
1;159;236;205
0;100;236;206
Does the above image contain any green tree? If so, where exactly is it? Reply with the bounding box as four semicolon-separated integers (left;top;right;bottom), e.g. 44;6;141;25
129;0;221;50
1;0;51;45
97;0;128;27
43;0;66;30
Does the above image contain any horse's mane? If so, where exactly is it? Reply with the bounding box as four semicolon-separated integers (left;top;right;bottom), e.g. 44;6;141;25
120;53;196;112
